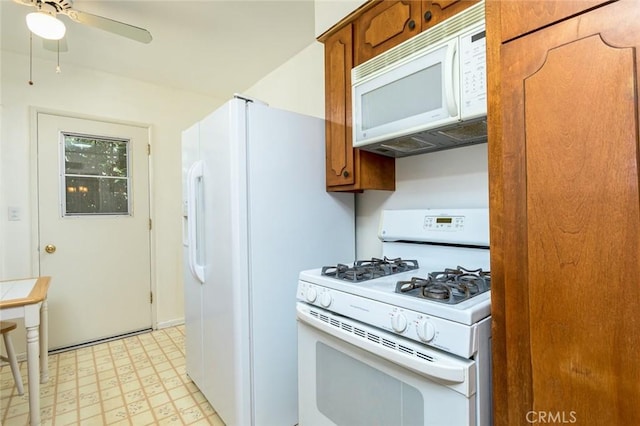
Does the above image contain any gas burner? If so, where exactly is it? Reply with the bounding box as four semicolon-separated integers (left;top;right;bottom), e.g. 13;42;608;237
423;283;455;300
395;266;490;304
322;257;419;283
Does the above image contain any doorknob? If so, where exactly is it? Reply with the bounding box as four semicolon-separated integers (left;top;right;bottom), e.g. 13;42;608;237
44;244;56;254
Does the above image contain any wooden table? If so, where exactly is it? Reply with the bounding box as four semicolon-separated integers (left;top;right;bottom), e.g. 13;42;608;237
0;276;51;426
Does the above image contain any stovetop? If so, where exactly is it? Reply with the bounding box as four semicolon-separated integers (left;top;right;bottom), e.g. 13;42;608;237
298;209;491;356
319;258;489;305
300;260;491;325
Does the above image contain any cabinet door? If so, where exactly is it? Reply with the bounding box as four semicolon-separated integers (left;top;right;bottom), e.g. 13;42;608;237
420;0;480;31
499;0;609;42
492;1;640;425
354;0;422;65
325;24;356;187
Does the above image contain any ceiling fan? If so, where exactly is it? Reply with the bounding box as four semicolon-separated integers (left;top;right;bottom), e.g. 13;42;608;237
12;0;152;43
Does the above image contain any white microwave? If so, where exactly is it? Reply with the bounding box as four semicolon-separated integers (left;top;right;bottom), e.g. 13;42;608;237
352;1;487;157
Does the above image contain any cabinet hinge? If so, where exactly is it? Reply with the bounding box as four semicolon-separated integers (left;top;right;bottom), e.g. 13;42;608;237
149;218;152;230
150;291;153;304
147;144;151;155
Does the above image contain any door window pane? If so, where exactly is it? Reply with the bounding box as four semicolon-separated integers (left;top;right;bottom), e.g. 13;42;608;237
63;134;131;216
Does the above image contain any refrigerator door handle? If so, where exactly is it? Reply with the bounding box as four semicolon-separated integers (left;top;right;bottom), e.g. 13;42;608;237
187;160;205;283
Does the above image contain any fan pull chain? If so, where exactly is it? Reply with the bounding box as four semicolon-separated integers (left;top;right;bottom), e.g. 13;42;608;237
29;31;34;85
56;40;61;73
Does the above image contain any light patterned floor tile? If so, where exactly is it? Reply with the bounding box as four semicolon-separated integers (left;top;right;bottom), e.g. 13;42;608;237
54;409;78;425
124;388;145;404
129;409;157;425
0;326;222;425
104;406;129;424
168;386;191;402
180;404;206;424
79;402;102;420
148;391;171;408
81;413;105;425
152;401;178;420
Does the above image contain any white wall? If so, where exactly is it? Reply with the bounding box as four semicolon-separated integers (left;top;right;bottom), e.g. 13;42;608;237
355;144;489;259
314;0;368;38
245;42;325;119
0;2;4;279
0;51;221;328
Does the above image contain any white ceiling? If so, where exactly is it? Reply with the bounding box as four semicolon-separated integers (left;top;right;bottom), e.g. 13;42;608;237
1;0;317;99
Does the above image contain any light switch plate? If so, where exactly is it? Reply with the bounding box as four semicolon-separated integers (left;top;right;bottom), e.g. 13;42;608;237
8;206;21;221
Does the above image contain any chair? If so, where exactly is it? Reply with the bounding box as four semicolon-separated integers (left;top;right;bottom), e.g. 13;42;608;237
0;321;25;395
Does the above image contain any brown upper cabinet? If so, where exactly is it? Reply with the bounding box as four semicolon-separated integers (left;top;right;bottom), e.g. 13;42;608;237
499;0;609;42
421;1;483;29
323;23;395;191
320;0;479;191
324;24;354;189
354;1;423;65
355;0;481;65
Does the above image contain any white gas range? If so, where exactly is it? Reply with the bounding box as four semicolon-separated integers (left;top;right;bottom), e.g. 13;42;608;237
296;208;492;426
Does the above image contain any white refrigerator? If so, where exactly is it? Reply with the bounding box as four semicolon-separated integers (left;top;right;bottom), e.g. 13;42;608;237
181;96;355;426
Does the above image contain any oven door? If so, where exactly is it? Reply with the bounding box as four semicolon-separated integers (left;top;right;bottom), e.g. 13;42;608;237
297;304;477;426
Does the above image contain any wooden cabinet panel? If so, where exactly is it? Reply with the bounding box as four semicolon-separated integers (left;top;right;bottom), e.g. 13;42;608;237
323;23;396;192
499;0;609;42
421;0;481;31
526;34;637;416
354;0;422;65
325;24;356;187
354;0;480;65
489;1;640;424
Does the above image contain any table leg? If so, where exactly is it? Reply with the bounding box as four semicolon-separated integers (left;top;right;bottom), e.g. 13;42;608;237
26;324;41;426
39;299;49;383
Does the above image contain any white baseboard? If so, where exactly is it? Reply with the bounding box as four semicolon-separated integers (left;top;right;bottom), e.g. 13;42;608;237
156;318;185;329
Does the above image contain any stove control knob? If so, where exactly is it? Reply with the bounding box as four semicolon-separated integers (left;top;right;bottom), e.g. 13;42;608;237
391;313;408;333
416;320;436;342
320;292;332;308
305;287;317;303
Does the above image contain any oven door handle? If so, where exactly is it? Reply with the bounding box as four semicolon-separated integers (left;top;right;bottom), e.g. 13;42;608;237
297;307;471;385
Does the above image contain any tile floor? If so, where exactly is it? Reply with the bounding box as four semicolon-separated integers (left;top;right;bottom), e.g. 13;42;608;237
0;325;225;425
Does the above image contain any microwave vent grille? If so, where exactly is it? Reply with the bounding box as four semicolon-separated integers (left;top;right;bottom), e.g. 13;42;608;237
353;0;485;83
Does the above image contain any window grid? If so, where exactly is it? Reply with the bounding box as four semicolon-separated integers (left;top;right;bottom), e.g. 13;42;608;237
61;133;132;217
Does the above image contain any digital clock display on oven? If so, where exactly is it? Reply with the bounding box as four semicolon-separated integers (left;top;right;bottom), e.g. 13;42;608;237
424;215;465;231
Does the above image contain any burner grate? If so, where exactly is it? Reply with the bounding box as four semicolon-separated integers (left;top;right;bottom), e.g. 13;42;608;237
396;266;490;304
321;257;419;283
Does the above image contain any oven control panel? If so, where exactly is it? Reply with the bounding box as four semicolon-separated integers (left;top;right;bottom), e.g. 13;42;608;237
297;280;480;358
378;209;489;246
423;215;465;231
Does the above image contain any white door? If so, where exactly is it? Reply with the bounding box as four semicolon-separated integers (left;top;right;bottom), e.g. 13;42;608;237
37;112;152;350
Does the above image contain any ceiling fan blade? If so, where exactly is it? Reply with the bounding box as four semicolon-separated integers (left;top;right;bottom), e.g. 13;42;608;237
12;0;36;7
43;38;69;52
64;9;152;44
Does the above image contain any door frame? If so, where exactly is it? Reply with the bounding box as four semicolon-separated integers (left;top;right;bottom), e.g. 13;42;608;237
28;106;158;329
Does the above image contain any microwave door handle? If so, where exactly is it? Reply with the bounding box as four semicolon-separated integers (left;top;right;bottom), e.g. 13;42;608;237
444;39;458;118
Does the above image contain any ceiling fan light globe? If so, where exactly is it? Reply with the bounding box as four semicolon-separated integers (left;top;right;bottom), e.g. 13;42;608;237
26;12;66;40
